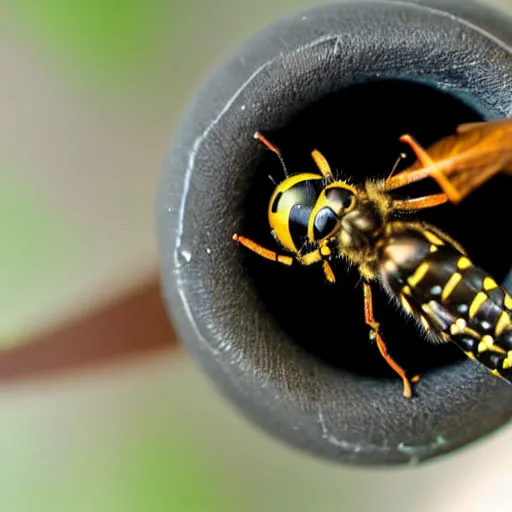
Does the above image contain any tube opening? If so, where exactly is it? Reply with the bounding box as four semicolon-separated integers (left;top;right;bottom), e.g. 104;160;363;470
238;79;509;379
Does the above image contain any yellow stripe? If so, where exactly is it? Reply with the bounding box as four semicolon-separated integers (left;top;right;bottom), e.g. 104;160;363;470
505;294;512;310
423;231;445;245
441;272;462;301
402;285;412;296
408;262;430;288
503;351;512;369
449;317;467;335
456;318;467;330
489;345;506;355
483;277;498;291
457;257;472;270
400;294;413;315
465;327;482;339
492;369;501;376
496;311;510;336
419;315;430;330
478;335;494;353
469;292;487;319
480;335;494;351
465;351;475;360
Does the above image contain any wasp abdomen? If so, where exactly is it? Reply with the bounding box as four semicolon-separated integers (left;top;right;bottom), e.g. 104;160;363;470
378;225;512;383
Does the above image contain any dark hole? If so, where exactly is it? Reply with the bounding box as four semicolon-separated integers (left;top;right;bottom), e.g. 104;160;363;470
239;79;511;381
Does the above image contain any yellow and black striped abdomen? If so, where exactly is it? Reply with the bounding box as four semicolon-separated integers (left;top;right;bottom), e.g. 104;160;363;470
378;225;512;384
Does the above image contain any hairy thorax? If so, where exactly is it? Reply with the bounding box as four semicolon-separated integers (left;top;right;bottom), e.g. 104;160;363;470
337;179;391;279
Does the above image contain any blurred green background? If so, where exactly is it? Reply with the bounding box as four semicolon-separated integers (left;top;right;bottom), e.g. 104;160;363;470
1;0;512;510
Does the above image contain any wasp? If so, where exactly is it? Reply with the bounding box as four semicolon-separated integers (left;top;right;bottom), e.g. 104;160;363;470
233;119;512;398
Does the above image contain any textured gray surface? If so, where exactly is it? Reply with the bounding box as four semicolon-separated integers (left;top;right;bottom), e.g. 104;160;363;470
158;0;512;465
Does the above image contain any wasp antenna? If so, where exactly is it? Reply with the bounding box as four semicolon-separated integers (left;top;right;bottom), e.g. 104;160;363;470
276;154;289;178
268;174;276;185
254;131;289;177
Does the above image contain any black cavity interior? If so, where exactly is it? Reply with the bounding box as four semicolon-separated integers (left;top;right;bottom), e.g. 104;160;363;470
239;79;511;380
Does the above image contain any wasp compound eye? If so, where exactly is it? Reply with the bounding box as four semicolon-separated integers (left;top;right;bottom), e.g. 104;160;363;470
313;207;338;240
157;1;512;465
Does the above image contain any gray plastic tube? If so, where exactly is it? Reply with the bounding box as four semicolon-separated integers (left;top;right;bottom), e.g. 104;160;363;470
157;1;512;465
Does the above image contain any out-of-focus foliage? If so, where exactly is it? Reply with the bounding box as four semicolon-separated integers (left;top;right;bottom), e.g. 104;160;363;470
0;161;79;347
7;1;172;80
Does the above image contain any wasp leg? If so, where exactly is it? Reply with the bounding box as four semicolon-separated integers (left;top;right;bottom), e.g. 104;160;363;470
298;241;336;283
311;149;334;180
399;134;435;167
400;134;461;201
393;193;448;211
232;234;293;265
363;282;419;398
385;134;436;191
320;243;336;283
387;135;461;203
386;166;433;191
322;261;335;283
297;251;336;283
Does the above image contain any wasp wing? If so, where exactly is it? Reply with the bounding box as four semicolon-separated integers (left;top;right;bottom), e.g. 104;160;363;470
388;119;512;204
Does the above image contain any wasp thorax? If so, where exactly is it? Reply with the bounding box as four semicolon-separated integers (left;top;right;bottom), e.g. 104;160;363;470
339;198;382;251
